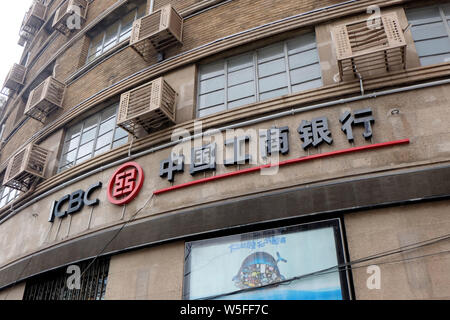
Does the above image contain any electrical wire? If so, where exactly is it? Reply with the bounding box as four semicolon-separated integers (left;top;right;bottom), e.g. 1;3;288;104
80;193;155;279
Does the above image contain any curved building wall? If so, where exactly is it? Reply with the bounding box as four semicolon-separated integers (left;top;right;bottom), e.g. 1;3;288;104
0;0;449;300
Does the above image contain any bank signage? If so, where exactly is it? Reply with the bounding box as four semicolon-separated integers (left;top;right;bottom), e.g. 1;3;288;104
49;162;145;222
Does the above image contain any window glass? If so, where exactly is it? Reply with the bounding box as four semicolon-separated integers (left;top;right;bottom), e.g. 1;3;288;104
86;5;144;64
407;5;450;66
0;185;21;209
197;33;322;117
58;104;128;172
183;220;348;300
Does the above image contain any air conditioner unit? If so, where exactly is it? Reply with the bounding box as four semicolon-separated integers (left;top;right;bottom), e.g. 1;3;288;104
3;144;50;192
25;76;66;122
23;1;46;32
3;64;27;93
117;77;177;136
331;13;407;81
130;4;183;61
53;0;89;35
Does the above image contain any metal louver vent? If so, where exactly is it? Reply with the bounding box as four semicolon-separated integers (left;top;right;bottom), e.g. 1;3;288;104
117;77;177;136
53;0;89;35
331;13;407;81
24;1;46;30
3;64;27;93
3;144;50;192
130;4;183;61
25;76;66;122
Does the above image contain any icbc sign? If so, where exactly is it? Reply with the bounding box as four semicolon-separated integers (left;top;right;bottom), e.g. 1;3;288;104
107;162;144;205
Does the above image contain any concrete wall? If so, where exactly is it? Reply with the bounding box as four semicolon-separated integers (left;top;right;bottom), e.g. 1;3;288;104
0;282;25;300
345;200;450;300
105;241;185;300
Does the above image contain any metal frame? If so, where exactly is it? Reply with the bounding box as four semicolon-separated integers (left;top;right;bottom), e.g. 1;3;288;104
86;6;143;64
197;34;323;117
23;256;110;300
57;103;127;173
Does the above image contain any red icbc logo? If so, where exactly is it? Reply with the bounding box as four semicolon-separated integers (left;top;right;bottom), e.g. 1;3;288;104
107;162;144;205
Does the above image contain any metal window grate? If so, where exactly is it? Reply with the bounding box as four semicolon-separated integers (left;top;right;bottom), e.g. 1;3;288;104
23;257;110;301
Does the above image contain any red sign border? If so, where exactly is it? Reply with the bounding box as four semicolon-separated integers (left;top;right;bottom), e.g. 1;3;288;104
107;162;144;205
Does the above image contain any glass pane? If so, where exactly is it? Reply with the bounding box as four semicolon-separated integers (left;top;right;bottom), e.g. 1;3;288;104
83;115;99;132
114;127;129;141
103;21;120;51
59;163;74;172
259;72;288;93
199;61;224;81
292;78;323;94
287;33;317;55
257;42;284;64
94;145;110;157
61;150;77;166
0;196;6;208
81;127;97;145
406;6;442;25
7;189;16;202
198;104;226;117
228;53;253;72
198;90;225;109
183;222;343;300
228;96;256;109
199;75;225;94
65;123;82;142
419;53;450;66
101;105;117;121
120;9;136;37
76;154;91;165
62;136;80;154
414;37;450;57
410;22;448;42
95;131;114;150
77;141;94;159
137;3;146;18
228;81;255;102
289;49;319;69
228;67;254;87
89;32;104;57
99;118;115;136
259;87;289;101
290;64;322;85
258;58;286;78
112;136;129;148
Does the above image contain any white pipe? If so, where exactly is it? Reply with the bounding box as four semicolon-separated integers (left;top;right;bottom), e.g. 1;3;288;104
2;77;450;224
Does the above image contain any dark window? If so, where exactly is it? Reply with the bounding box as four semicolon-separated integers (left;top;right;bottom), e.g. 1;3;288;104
23;257;110;301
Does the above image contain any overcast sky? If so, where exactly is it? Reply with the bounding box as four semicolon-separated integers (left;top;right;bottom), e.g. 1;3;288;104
0;0;34;89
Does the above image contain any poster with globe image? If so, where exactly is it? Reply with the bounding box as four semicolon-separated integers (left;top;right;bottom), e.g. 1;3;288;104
183;219;348;300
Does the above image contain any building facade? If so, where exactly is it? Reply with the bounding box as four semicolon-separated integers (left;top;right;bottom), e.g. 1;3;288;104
0;0;449;300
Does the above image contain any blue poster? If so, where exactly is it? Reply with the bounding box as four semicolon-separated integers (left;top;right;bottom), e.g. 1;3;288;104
184;223;344;300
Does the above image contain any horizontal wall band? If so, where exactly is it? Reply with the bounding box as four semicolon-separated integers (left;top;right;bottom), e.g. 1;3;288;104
154;139;411;195
1;76;449;224
1;163;449;291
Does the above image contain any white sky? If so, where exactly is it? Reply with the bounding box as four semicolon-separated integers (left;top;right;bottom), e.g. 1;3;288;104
0;0;34;87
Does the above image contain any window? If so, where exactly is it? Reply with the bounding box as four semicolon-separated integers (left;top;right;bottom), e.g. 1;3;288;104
23;257;110;300
197;33;322;118
86;5;146;64
0;185;20;209
406;4;450;66
183;219;350;300
58;104;129;172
